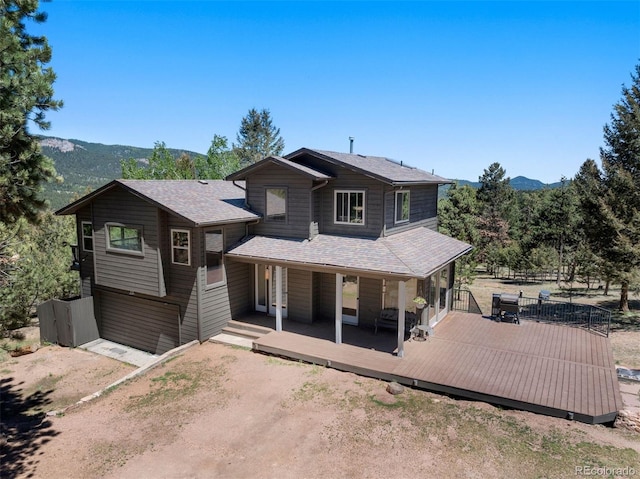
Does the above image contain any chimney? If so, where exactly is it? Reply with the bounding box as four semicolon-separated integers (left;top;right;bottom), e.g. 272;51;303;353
349;137;354;154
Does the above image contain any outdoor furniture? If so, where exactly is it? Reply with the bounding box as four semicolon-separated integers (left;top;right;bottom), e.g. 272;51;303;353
497;293;521;324
375;308;417;335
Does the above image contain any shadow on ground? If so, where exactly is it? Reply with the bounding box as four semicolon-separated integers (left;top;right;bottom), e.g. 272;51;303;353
0;377;59;479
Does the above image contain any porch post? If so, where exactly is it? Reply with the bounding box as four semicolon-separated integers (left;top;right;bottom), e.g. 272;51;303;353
397;280;406;358
335;273;343;344
275;265;283;332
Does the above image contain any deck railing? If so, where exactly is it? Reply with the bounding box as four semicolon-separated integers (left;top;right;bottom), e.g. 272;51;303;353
452;289;483;315
516;295;612;337
453;289;612;337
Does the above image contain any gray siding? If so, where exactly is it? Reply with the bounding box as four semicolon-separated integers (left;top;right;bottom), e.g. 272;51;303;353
313;171;385;238
383;184;439;235
246;164;312;239
77;206;94;298
92;187;165;297
164;213;199;343
358;277;382;328
96;289;180;355
316;272;336;320
200;222;247;339
287;269;313;323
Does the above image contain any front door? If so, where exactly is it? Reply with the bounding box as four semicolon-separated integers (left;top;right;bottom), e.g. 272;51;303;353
342;275;359;325
255;265;287;318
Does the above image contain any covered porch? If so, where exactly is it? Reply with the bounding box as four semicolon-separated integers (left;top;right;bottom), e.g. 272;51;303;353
226;227;473;358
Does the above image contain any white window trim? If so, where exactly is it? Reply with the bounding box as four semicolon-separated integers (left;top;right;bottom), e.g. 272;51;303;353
265;187;288;223
205;228;226;288
395;190;410;224
105;222;144;256
171;228;191;266
81;221;93;252
334;190;366;226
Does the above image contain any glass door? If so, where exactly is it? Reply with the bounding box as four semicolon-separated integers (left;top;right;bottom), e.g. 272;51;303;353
342;275;359;325
437;265;450;322
255;264;268;313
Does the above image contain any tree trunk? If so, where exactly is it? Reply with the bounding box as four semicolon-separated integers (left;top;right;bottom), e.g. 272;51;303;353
619;281;629;312
605;280;610;296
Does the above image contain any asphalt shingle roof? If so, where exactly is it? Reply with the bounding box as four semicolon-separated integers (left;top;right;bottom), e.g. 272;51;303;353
226;227;472;279
57;179;260;226
285;148;451;185
226;156;333;181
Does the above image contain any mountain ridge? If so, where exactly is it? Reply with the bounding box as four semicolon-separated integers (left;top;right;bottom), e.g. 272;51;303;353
38;136;562;210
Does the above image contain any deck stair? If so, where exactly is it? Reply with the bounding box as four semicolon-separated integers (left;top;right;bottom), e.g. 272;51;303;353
210;320;273;348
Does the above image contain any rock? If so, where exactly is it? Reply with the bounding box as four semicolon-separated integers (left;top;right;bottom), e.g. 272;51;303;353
30;343;39;353
386;382;404;395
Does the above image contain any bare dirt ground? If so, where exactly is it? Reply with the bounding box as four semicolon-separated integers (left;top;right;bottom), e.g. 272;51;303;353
2;275;640;479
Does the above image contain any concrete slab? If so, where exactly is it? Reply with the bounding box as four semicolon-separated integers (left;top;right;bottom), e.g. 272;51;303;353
80;339;159;367
209;333;253;349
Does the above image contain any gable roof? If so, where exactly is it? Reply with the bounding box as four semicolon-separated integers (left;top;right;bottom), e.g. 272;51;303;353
56;179;260;227
226;156;333;181
226;227;472;279
284;148;451;186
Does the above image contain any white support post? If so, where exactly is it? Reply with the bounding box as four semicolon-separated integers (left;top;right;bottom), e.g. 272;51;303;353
397;280;406;358
275;265;283;332
335;273;343;344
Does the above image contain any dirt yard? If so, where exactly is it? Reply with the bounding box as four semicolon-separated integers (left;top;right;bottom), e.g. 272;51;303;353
2;275;640;479
3;335;640;479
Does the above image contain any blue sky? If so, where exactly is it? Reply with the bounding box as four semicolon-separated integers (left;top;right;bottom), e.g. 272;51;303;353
34;1;639;183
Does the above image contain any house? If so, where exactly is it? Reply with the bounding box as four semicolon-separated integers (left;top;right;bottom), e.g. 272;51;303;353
56;148;472;357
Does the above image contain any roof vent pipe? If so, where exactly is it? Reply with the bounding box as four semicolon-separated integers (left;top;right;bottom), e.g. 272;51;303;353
349;137;354;154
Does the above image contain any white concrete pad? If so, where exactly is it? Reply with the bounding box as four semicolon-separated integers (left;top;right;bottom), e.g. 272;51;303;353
80;338;159;367
209;333;253;349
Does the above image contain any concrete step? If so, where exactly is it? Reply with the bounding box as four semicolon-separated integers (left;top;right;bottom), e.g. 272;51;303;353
209;333;253;349
221;326;265;340
226;320;273;336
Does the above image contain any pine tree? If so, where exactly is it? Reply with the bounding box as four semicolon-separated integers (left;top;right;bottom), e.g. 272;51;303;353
0;0;63;224
233;108;285;166
598;64;640;311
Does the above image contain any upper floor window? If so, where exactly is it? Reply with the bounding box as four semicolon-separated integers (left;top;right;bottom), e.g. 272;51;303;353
106;223;143;254
205;228;225;286
171;229;190;266
81;221;93;252
395;190;410;224
266;188;287;222
335;190;365;225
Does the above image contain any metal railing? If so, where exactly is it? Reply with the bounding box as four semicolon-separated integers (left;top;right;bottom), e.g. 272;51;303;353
452;289;612;337
515;295;611;337
452;289;483;315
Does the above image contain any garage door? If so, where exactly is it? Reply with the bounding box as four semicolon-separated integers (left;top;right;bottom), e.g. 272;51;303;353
97;290;180;355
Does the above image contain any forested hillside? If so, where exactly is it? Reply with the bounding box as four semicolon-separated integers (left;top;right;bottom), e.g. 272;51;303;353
39;136;202;209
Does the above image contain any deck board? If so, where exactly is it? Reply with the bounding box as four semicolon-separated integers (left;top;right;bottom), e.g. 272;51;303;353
252;311;622;424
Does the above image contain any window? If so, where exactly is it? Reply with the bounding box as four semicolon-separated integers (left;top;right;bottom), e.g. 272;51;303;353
81;221;93;252
334;190;365;225
266;188;286;222
205;229;224;286
106;223;143;254
171;229;190;265
395;190;410;224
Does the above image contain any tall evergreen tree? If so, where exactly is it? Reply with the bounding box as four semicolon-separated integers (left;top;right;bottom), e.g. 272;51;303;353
598;64;640;311
233;108;285;166
0;0;63;225
476;162;513;268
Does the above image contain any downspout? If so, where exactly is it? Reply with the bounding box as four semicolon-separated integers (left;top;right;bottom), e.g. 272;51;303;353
310;180;329;239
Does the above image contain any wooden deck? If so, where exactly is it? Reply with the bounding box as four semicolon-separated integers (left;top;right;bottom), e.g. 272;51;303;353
252;311;623;424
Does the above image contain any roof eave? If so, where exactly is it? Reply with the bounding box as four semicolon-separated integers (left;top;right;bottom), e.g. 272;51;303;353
224;252;416;280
